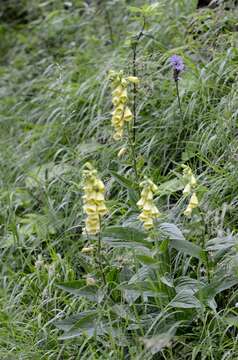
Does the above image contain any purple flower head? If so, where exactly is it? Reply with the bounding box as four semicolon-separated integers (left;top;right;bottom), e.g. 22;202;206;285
170;55;184;81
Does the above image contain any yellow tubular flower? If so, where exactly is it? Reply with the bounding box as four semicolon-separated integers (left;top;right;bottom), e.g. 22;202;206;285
189;192;199;208
82;163;108;235
86;275;96;286
127;76;140;84
109;70;138;141
137;178;160;230
182;165;197;194
81;245;94;254
182;165;199;217
184;192;199;217
117;147;127;158
183;183;191;195
124;107;133;122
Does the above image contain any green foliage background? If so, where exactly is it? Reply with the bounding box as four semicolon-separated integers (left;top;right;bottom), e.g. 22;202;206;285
1;0;238;359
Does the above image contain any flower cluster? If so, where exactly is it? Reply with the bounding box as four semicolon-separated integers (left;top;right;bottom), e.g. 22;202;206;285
182;165;198;217
82;163;108;235
170;55;184;81
137;178;160;230
109;70;139;141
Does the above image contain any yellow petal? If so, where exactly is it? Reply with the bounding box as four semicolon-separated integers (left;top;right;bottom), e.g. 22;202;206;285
141;188;153;200
137;198;145;208
119;89;128;103
81;245;94;254
97;203;108;215
94;179;105;192
83;204;97;214
113;104;124;115
86;276;96;286
127;76;139;84
124;107;133;122
117;147;127;158
184;206;192;217
143;218;154;229
183;183;191;195
190;175;197;188
189;192;198;208
113;130;123;141
112;96;120;106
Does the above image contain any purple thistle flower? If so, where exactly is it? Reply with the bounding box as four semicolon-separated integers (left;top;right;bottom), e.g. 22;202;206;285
170;55;184;81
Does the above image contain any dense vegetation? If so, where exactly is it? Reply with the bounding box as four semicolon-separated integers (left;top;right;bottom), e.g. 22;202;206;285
1;0;238;359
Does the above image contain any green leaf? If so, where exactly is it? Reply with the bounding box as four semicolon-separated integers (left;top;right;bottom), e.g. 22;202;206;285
54;311;98;332
198;275;238;307
56;281;103;303
110;171;135;189
142;322;180;354
102;226;152;251
170;292;202;309
160;223;185;240
224;316;238;328
206;234;235;252
170;239;203;259
175;277;204;295
157;178;184;195
136;254;159;266
58;313;107;340
160;223;203;259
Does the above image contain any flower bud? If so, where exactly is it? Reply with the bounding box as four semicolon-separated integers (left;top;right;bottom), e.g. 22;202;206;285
117;147;127;158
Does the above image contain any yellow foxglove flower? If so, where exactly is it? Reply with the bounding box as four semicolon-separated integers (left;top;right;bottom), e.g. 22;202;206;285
113;130;123;141
182;165;199;217
81;245;94;254
117;147;127;158
119;88;128;103
127;76;140;84
184;206;192;217
86;275;96;286
82;163;108;235
182;165;197;194
184;192;199;217
189;192;198;208
109;70;138;141
190;175;197;188
124;107;133;122
183;183;191;195
137;178;160;230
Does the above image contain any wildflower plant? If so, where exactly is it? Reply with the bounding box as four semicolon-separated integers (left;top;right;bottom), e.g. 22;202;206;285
82;162;107;235
137;178;160;230
170;54;185;82
182;165;199;217
109;70;139;142
170;54;184;117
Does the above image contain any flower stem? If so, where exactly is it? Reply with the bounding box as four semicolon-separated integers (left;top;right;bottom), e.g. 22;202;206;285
200;209;211;283
132;16;146;143
127;122;139;183
105;9;113;44
97;218;106;286
129;16;146;183
175;79;183;119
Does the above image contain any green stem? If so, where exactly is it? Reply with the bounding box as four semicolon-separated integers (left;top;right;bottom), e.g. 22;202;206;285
132;16;146;143
97;217;106;286
105;9;113;44
200;209;211;283
175;80;183;119
127;122;139;183
128;17;146;184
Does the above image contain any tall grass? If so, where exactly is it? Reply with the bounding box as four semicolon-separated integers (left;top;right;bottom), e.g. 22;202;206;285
1;0;238;359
